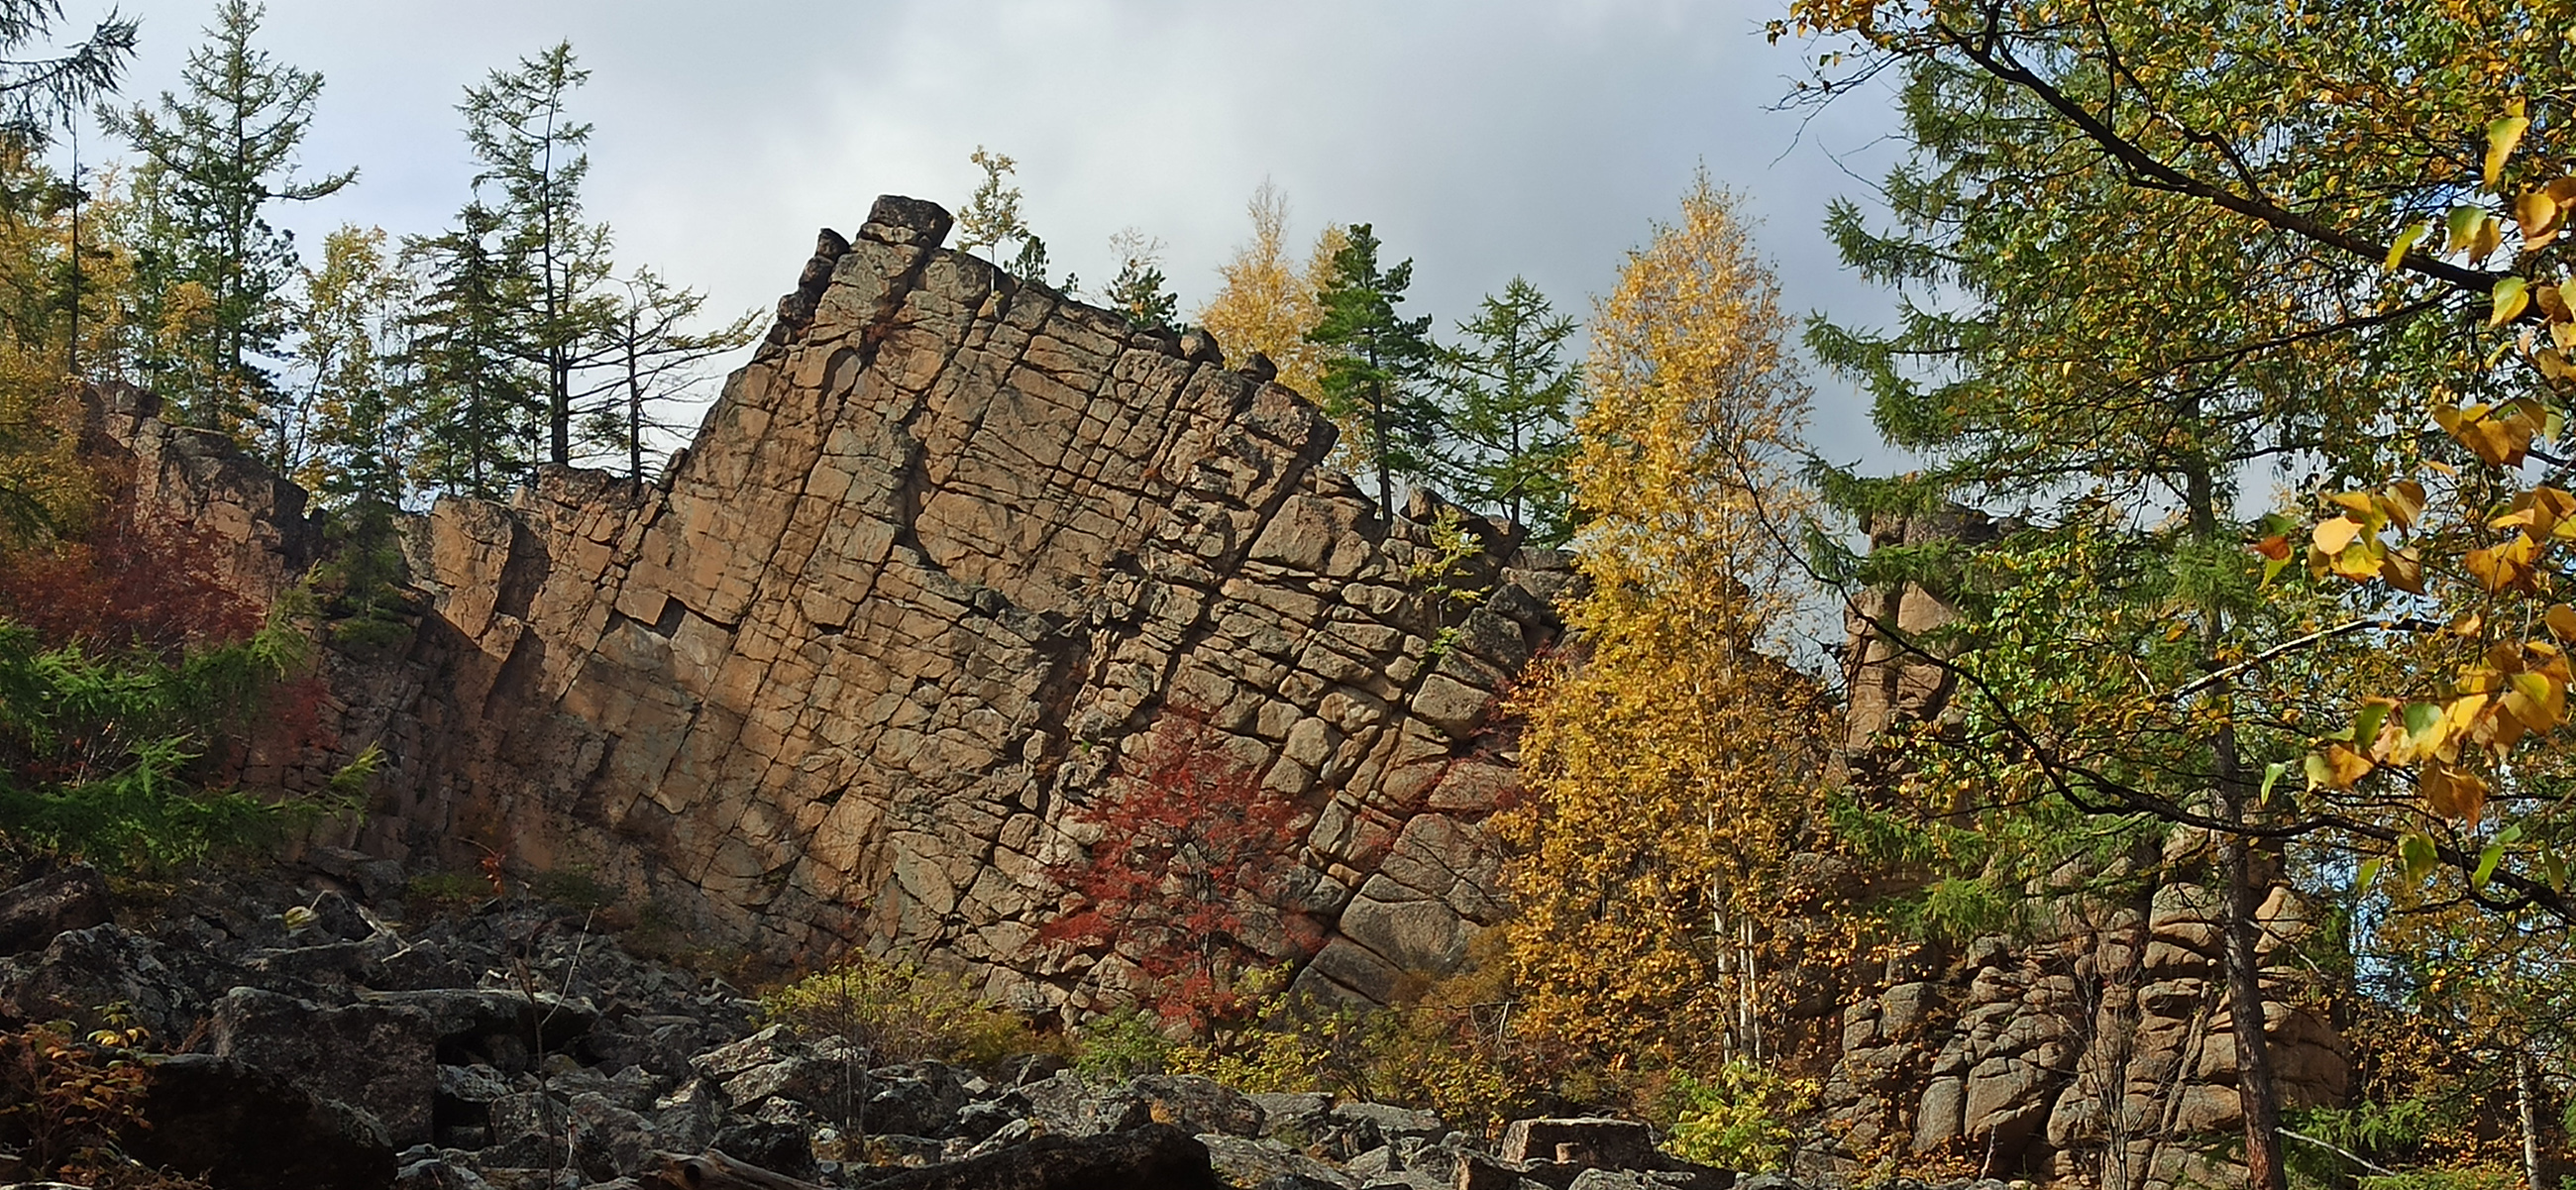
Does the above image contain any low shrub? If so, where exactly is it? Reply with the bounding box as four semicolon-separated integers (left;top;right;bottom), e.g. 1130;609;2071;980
1073;1009;1177;1081
763;953;1028;1067
1660;1060;1817;1172
0;1021;203;1188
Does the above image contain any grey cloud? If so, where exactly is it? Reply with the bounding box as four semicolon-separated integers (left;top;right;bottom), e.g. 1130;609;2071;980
80;0;1915;467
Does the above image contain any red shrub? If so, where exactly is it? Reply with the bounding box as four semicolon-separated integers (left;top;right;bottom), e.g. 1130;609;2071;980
0;488;260;654
1040;709;1324;1030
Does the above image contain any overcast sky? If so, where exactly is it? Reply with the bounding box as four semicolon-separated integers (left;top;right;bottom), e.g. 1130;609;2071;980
62;0;1912;467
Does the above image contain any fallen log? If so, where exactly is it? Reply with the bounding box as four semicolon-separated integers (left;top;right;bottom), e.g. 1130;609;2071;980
640;1148;829;1190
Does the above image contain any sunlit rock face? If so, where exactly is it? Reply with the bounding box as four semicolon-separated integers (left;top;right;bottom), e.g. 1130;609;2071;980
96;194;1562;1015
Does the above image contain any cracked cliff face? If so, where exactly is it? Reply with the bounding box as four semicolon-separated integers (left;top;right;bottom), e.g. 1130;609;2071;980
172;194;1567;1016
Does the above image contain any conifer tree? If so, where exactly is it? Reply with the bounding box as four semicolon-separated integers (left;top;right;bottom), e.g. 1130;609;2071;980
460;40;614;468
405;203;535;501
1100;227;1177;329
1308;223;1437;512
1431;278;1579;545
101;0;352;446
0;1;132;150
1197;180;1342;399
576;268;756;483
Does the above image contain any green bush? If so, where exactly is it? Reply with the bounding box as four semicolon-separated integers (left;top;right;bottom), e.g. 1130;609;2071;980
1660;1060;1816;1172
763;954;1028;1066
1072;1008;1176;1081
0;618;362;872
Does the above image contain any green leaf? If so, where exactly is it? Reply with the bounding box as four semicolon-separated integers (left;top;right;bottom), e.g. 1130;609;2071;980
2495;275;2532;326
2401;832;2439;881
2356;857;2385;893
2387;221;2431;271
2451;203;2491;252
2489;114;2532;188
2474;840;2507;890
2352;704;2391;747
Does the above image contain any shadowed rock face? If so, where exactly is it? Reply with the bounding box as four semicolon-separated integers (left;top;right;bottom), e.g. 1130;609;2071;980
97;194;1562;1014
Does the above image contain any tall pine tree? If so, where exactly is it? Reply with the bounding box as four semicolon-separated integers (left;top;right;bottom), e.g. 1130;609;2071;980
102;0;352;447
459;41;613;468
1307;224;1437;513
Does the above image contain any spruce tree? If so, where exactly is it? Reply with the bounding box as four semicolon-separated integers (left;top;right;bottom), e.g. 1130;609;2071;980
405;203;536;501
1308;224;1438;513
102;0;352;446
1431;277;1578;545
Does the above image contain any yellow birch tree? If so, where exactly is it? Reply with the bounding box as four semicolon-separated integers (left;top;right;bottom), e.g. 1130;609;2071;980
1501;174;1839;1081
1196;180;1343;403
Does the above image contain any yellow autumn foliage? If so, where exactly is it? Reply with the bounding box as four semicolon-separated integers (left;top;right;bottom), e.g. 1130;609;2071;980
1195;180;1344;405
1501;175;1837;1078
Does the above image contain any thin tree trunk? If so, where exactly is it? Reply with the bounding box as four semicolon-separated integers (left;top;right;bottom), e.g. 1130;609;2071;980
2185;450;2287;1190
627;311;643;483
2217;794;2287;1190
2520;1046;2544;1190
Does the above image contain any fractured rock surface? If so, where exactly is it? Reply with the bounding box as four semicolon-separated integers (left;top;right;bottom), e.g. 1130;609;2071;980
96;194;1561;1012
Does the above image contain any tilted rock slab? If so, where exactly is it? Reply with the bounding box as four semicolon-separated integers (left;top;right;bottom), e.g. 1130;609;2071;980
106;195;1560;1013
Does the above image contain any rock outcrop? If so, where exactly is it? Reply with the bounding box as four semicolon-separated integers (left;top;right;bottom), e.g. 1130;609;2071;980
1816;511;2352;1186
90;194;1559;1014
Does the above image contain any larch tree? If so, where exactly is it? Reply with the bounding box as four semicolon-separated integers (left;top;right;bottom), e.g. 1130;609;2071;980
575;268;757;483
1196;180;1342;401
101;0;353;448
287;224;416;510
460;40;615;468
1503;175;1836;1084
1307;223;1438;513
1430;277;1580;546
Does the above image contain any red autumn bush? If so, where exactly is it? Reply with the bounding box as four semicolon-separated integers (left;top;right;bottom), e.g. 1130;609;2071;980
1040;708;1324;1031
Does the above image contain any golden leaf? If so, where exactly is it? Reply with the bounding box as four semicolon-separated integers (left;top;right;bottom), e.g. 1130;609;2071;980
2423;762;2491;819
2520;189;2563;244
2381;547;2424;594
2464;540;2529;592
2309;743;2374;790
2542;283;2574;323
2380;480;2427;528
2507;671;2567;730
2489;108;2532;189
2332;542;2383;582
2312;515;2364;554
